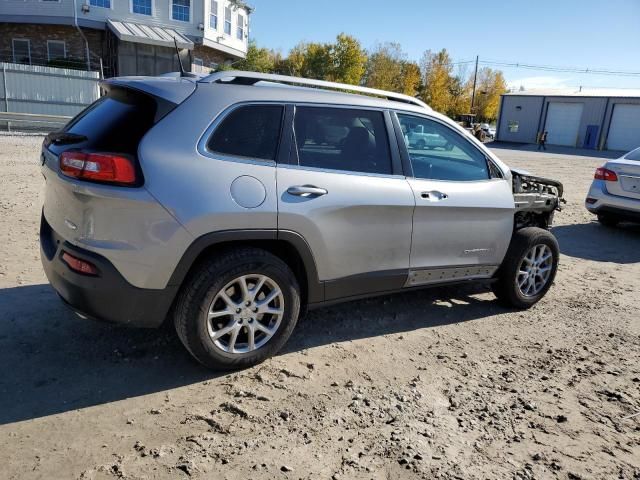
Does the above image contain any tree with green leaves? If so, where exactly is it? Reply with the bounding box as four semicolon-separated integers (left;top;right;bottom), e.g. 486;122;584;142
233;40;278;73
363;42;404;92
327;33;367;85
278;34;366;84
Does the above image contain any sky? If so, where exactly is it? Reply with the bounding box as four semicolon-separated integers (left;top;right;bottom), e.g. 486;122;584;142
248;0;640;91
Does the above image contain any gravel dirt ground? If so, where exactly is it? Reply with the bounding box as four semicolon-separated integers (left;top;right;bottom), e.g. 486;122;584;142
0;135;639;480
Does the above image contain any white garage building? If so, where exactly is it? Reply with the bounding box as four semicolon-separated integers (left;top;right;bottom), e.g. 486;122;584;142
496;89;640;151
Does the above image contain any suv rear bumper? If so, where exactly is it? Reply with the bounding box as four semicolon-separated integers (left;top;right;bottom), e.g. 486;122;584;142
40;213;177;328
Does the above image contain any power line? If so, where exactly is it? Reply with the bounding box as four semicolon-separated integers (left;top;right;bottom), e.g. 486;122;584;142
477;59;640;77
422;56;640;78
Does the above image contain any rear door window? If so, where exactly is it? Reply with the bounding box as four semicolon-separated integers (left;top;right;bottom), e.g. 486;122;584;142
293;107;392;175
207;105;284;161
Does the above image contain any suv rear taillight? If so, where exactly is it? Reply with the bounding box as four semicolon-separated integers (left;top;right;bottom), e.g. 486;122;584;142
60;151;138;185
594;167;618;182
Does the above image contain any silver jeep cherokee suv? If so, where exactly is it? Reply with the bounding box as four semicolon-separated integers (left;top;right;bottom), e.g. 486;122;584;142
40;71;564;370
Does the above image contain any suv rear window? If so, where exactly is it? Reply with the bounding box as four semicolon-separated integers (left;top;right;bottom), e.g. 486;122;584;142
57;87;158;155
293;107;392;175
207;105;283;161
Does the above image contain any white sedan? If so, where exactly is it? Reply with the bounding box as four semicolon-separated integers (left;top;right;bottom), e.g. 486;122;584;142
585;147;640;226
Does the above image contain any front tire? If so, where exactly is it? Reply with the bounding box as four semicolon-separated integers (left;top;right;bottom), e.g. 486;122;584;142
173;248;301;370
492;227;559;309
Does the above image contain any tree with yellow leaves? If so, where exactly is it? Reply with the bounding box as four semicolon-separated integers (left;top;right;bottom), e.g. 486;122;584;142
472;67;507;122
420;49;454;114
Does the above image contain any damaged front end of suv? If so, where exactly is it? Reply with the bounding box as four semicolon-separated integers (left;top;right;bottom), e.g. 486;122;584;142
511;169;565;230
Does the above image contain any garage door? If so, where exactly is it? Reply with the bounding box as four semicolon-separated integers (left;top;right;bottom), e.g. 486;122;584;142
544;102;584;146
607;104;640;151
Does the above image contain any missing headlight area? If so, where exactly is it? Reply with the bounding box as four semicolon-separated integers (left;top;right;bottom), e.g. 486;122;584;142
512;170;566;230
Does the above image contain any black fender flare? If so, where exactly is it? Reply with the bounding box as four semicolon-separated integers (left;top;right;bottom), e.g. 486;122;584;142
167;229;324;303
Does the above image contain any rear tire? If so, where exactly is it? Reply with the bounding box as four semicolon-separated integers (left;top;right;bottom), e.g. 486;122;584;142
597;213;619;227
492;227;559;309
174;248;301;370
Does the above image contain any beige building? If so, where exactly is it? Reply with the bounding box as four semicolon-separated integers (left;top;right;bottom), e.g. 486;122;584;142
0;0;251;77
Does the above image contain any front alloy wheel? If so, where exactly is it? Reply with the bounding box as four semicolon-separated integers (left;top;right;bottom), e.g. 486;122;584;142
516;244;553;297
492;227;559;309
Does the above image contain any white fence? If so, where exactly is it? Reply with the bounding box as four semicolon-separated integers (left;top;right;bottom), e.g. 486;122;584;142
0;63;101;126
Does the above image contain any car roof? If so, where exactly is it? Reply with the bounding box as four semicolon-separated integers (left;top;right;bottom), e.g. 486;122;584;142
202;80;432;116
199;70;430;109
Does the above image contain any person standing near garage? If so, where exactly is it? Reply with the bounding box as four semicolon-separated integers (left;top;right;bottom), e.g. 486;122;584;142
538;131;548;151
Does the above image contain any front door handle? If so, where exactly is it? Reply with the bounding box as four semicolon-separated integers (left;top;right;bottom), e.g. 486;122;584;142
421;190;448;200
287;185;328;197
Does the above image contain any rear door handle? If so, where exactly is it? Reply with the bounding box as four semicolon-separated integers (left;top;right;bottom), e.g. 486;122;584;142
287;185;328;197
421;190;448;200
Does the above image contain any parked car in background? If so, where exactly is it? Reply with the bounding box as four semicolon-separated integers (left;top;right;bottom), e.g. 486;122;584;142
405;122;453;150
40;71;564;370
586;147;640;226
481;123;496;139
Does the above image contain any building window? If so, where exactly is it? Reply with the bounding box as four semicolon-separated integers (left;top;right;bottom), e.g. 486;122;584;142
12;39;31;65
47;40;66;61
132;0;152;15
172;0;190;21
236;13;245;40
209;61;218;70
209;0;218;29
224;6;231;35
89;0;111;8
508;121;519;133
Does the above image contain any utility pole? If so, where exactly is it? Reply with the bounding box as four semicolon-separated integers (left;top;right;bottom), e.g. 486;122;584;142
470;55;479;113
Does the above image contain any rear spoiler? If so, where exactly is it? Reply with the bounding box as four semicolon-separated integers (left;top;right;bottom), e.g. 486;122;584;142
101;75;197;105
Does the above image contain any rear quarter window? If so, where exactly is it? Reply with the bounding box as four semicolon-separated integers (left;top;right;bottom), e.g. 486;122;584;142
206;105;284;161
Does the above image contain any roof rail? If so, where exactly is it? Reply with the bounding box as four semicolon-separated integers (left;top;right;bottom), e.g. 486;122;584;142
199;70;430;110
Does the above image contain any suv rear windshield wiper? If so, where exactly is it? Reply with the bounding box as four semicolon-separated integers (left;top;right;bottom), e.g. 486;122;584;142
45;132;88;146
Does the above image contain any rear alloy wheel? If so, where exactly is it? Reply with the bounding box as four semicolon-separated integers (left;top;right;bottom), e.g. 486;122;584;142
492;227;559;309
597;213;619;227
208;274;284;354
174;248;300;370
